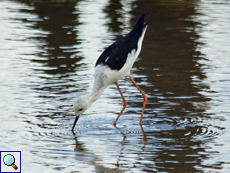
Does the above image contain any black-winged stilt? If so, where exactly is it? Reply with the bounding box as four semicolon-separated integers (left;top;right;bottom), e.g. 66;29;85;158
72;14;152;131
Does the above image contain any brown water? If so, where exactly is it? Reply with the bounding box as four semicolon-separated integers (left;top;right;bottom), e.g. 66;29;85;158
0;0;230;172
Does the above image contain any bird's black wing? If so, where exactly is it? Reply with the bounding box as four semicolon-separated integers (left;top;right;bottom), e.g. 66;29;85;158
95;14;146;71
95;37;136;70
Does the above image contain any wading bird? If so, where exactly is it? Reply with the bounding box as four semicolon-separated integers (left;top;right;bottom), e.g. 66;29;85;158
72;14;152;131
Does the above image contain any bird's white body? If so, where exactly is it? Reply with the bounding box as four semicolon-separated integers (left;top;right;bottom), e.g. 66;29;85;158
73;26;148;116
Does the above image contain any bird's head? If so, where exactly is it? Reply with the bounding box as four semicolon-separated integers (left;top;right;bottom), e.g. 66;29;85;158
72;94;91;131
73;95;89;116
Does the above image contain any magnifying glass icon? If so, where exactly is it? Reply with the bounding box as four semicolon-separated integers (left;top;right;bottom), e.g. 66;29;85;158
3;154;18;170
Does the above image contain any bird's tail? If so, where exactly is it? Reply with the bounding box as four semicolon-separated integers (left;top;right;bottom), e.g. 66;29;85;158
132;14;153;33
125;14;153;41
143;17;154;28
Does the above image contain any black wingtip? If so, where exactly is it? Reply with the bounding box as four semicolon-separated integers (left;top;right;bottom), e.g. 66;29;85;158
133;14;145;29
140;14;145;20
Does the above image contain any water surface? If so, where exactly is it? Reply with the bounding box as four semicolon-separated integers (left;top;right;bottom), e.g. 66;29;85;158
0;0;230;172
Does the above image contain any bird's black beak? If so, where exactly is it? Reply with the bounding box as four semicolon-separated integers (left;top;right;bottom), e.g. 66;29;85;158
72;116;79;132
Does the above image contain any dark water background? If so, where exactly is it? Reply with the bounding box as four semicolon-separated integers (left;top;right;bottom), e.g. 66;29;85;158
0;0;230;172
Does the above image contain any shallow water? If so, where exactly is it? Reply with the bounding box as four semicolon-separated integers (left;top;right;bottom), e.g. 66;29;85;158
0;0;230;172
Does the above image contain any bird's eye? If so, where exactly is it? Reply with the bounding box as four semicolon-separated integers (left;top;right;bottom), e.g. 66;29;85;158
78;108;83;111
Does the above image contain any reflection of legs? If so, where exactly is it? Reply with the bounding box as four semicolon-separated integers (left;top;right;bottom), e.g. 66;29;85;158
113;82;127;126
129;75;148;124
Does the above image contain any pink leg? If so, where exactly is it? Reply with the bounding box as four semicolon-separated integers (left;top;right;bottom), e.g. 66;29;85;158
113;82;127;126
140;124;147;142
129;75;148;124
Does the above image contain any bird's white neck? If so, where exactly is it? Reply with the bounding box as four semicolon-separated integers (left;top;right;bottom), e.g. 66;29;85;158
85;74;109;107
